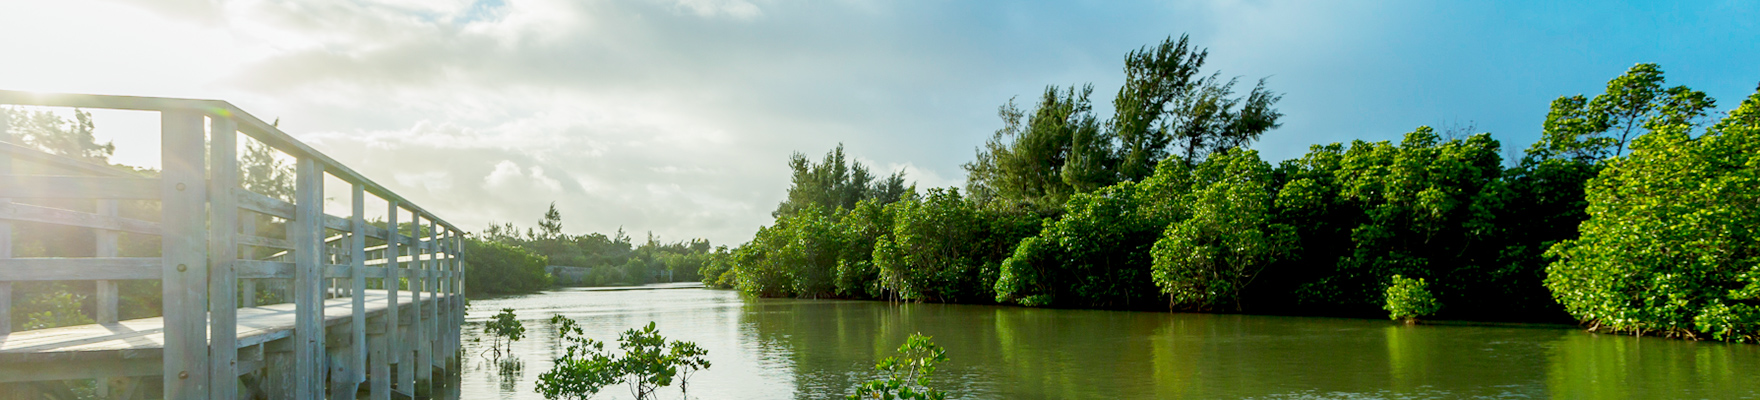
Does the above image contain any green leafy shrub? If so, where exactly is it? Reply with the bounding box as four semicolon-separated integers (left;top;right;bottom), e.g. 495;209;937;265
537;321;711;400
874;188;985;302
549;314;578;340
20;285;94;330
732;204;848;298
659;252;706;283
1268;127;1506;318
1151;149;1295;311
1545;89;1760;342
485;308;526;357
995;159;1192;308
732;223;793;297
847;333;949;400
1384;275;1441;323
835;199;897;298
698;246;738;289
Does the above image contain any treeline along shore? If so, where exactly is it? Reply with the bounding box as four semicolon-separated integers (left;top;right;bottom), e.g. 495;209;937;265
464;206;714;296
697;36;1760;344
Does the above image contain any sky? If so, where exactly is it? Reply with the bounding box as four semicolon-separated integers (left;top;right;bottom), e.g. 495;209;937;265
1;0;1756;246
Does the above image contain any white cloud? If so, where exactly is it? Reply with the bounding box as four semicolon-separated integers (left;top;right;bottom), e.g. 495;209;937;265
883;162;962;192
395;170;454;193
671;0;762;19
484;160;560;190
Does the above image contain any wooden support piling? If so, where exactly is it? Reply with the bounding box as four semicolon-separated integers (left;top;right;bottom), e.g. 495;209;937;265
265;338;295;400
327;338;357;400
368;313;391;400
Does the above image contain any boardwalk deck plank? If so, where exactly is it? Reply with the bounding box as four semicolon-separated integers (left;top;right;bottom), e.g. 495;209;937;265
0;290;425;364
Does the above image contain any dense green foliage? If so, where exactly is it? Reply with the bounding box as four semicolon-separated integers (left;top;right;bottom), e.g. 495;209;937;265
1151;149;1294;311
713;36;1757;343
876;189;1036;303
464;239;553;296
721;148;1036;302
1383;275;1441;323
1278;128;1508;316
731;204;847;297
698;246;738;289
719;146;924;298
537;321;710;400
994;162;1188;307
1545;90;1760;342
847;333;949;400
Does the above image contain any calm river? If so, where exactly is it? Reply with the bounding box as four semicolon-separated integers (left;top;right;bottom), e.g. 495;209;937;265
457;284;1760;399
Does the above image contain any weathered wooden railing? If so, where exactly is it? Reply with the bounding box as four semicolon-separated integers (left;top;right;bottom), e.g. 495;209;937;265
0;91;467;399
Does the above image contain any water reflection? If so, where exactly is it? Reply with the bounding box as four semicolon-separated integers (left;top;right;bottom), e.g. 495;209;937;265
1545;331;1755;398
458;286;1760;399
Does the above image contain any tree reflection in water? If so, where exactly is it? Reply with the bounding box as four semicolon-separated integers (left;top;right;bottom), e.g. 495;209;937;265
454;287;1760;399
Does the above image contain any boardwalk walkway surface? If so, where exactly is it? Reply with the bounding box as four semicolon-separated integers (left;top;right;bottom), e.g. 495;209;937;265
0;91;468;400
2;289;410;363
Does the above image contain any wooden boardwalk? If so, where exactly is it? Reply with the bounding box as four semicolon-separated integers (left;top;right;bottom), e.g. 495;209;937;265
0;91;468;399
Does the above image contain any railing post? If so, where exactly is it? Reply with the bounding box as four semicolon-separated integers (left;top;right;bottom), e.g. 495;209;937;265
447;230;461;362
209;117;241;399
294;157;326;399
443;229;457;361
162;109;211;399
411;214;431;396
95;199;119;324
387;202;410;396
451;230;464;362
427;219;441;372
0;111;12;336
240;213;257;307
350;184;369;387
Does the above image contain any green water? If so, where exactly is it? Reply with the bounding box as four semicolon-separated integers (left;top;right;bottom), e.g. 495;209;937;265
458;285;1760;399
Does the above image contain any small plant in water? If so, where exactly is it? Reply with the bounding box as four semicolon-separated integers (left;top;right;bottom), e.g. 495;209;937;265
485;308;526;358
847;333;949;400
550;314;579;340
536;320;711;400
1384;275;1441;324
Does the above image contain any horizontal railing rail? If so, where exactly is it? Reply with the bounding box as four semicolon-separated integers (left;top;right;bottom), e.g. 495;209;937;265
0;90;459;230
